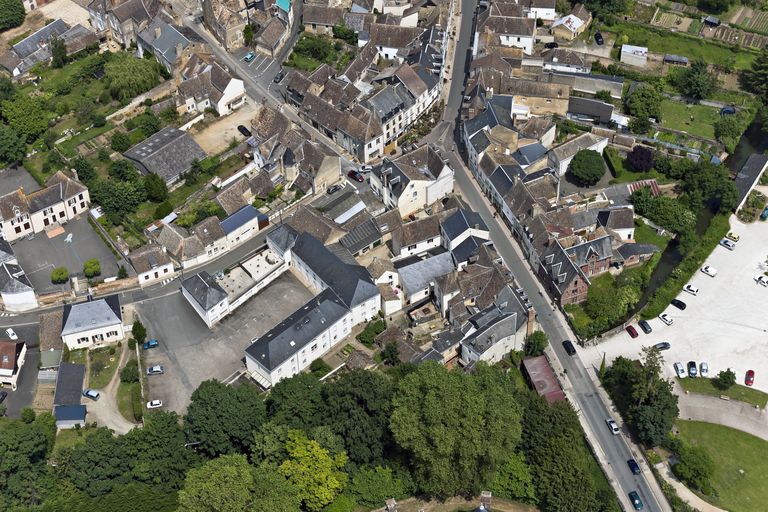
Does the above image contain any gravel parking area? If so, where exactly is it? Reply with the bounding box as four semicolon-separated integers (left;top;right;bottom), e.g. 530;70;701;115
581;218;768;392
136;272;314;413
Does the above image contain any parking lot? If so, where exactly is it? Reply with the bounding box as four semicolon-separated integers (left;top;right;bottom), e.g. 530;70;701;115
136;271;315;413
232;47;283;97
11;216;120;294
581;218;768;393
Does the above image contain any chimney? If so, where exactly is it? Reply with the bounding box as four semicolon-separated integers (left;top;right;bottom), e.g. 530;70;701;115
385;498;397;512
176;43;184;59
154;26;161;39
480;491;492;509
526;308;535;336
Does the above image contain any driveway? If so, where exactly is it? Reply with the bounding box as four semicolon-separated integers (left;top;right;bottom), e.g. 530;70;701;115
582;217;768;393
84;343;138;434
189;100;258;154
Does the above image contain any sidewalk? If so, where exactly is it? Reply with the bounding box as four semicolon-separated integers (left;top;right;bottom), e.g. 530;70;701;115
657;462;725;512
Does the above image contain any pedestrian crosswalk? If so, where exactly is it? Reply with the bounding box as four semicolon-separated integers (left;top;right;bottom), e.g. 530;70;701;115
160;278;174;286
0;312;16;317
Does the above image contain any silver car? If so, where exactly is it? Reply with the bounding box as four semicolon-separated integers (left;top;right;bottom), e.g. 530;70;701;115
719;238;736;251
147;365;164;375
699;362;709;377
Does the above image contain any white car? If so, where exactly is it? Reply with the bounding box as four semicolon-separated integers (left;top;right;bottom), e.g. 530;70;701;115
4;328;17;340
699;362;709;378
659;313;674;326
701;266;718;278
606;418;620;435
755;275;768;287
146;399;163;409
719;238;736;251
673;362;686;378
683;284;699;296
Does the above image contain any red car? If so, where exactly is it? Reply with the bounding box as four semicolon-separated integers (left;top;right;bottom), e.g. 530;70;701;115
347;170;365;183
626;325;639;339
746;370;755;386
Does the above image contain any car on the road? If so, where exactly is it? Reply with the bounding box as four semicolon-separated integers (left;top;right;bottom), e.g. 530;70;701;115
326;184;343;195
726;232;740;242
606;418;620;435
655;342;671;351
243;52;256;63
347;170;365;182
4;328;17;340
82;389;100;401
237;125;251;137
683;284;699;296
545;41;559;49
146;399;163;409
719;238;736;250
659;313;673;325
627;458;641;475
562;339;577;356
143;339;159;350
0;391;7;403
699;362;709;377
595;32;604;45
629;491;644;510
147;365;165;375
762;206;768;221
754;275;768;287
673;362;686;378
701;265;717;277
638;319;652;334
687;361;698;378
359;164;373;173
671;298;686;310
273;69;285;83
626;325;639;338
745;369;755;386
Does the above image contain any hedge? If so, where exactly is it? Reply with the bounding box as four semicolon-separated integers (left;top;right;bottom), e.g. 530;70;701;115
641;213;730;319
131;384;143;422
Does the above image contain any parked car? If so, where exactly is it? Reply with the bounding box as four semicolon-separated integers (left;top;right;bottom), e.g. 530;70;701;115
726;232;740;242
628;491;644;511
545;41;559;49
719;238;736;250
655;342;671;351
701;265;718;277
273;69;285;83
626;325;639;338
82;389;100;401
761;206;768;221
673;362;686;378
595;32;604;45
4;328;17;340
606;418;620;435
243;52;256;63
755;275;768;287
146;399;163;409
347;170;365;182
638;319;652;334
745;369;755;386
237;125;251;137
562;339;577;356
147;365;165;375
683;284;699;296
143;339;159;350
627;459;641;475
326;184;343;195
359;165;373;173
0;391;7;403
671;299;687;310
699;362;709;377
659;313;673;326
687;361;698;378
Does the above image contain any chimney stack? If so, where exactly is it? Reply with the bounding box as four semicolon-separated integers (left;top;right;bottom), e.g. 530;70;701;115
154;26;161;39
176;42;184;59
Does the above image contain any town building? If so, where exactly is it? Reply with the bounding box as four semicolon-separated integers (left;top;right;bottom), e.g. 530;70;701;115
302;6;344;35
87;0;161;47
60;295;125;350
551;3;591;41
620;44;648;67
0;240;36;312
137;18;207;73
0;339;27;391
521;355;565;402
548;132;608;176
734;154;768;212
178;57;246;116
201;0;248;50
123;127;207;185
130;244;175;286
53;362;87;428
181;271;229;328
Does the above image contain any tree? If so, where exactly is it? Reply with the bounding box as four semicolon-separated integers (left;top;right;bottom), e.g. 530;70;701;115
118;265;128;279
136;110;161;137
741;50;768;102
568;150;605;186
0;76;15;102
144;172;168;202
105;53;162;102
584;0;628;17
348;466;413;508
673;443;714;493
51;267;69;284
714;114;742;144
381;341;400;366
243;24;254;45
1;96;49;142
154;201;173;219
697;0;731;14
159;106;178;123
111;131;131;152
83;259;101;278
625;84;662;124
0;413;56;508
20;408;36;424
278;430;348;512
109;158;140;182
184;380;267;457
0;0;25;31
132;320;147;343
179;454;254;512
71;156;97;185
490;452;536;504
523;330;548;357
626;146;654;172
120;361;139;383
713;369;736;390
251;421;292;466
629;116;652;134
673;60;716;101
333;24;357;45
59;427;130;496
251;463;302;511
390;363;522;497
50;36;67;68
266;373;325;431
595;90;613;103
0;124;25;165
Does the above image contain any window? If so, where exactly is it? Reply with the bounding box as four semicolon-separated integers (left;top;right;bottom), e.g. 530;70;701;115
408;244;416;251
164;268;169;273
145;275;150;280
14;227;20;234
311;343;318;351
23;223;29;229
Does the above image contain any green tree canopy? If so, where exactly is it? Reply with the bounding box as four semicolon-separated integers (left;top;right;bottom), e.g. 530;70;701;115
348;465;414;508
111;131;131;152
625;84;662;130
1;96;50;142
178;454;254;512
741;50;768;102
524;330;548;357
490;452;537;504
71;156;97;185
250;463;302;511
568;150;605;186
266;373;325;431
144;172;168;202
673;60;716;101
0;124;26;166
105;53;162;102
673;443;714;493
109;159;140;182
0;0;25;31
713;369;736;390
626;146;654;172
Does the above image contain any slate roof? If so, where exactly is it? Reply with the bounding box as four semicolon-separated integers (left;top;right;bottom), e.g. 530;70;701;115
182;271;227;311
55;404;86;422
735;154;768;209
339;217;382;254
398;251;455;296
442;208;487;241
512;142;548;166
0;263;33;294
563;235;613;266
220;205;267;234
156;223;205;261
123;127;207;183
617;243;659;259
596;207;634;230
303;5;344;26
61;295;122;336
53;362;86;406
568;96;614;124
462;311;519;355
287;205;346;244
540;239;586;292
138;18;190;65
0;171;86;219
130;244;171;273
13;19;69;59
191;216;226;247
549;132;605;162
451;236;489;266
341;42;378;83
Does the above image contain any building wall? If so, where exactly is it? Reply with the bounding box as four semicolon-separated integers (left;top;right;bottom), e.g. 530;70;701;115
392;235;441;259
529;7;557;20
405;285;430;305
543;62;590;74
138;262;175;287
216;79;246;115
498;35;534;55
382;297;402;316
461;332;518;366
425;167;455;208
305;24;334;36
224;217;268;247
61;322;125;350
181;286;229;328
0;343;26;390
444;226;490;251
550;137;608;175
620;51;647;67
1;289;38;312
396;179;430;218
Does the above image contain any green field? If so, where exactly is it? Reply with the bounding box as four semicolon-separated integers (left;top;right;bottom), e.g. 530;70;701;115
660;100;719;140
676;420;768;512
634;220;672;250
677;377;768;408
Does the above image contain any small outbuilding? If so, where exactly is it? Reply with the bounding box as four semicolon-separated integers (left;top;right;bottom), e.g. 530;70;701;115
54;404;87;429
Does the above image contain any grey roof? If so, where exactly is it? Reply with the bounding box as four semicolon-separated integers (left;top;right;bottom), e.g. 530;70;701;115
568;96;614;124
570;209;599;230
664;54;689;64
469;130;491;153
123;127;206;183
53;363;85;406
549;132;605;162
13;19;69;59
0;263;33;294
463;97;514;137
55;404;86;422
182;271;227;311
365;83;414;120
488;165;521;197
563;235;613;266
735;154;768;209
596;207;634;230
442;208;487;241
512;143;548;166
267;224;299;255
451;236;489;266
219;205;267;235
398;252;455;296
138;18;190;65
339;217;382;254
462;311;520;355
61;295;122;336
617;243;660;259
245;288;348;371
540;240;586;293
292;233;378;308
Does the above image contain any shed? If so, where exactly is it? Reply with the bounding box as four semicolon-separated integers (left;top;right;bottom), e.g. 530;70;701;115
663;54;689;66
53;363;86;406
521;355;565;403
620;45;648;67
54;404;87;429
703;16;720;27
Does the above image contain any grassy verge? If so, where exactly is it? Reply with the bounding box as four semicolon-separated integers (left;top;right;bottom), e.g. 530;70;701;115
676;420;768;511
116;380;142;423
677;378;768;408
88;346;120;389
641;214;730;318
660;100;719;140
634;220;672;251
52;427;95;461
64;348;88;365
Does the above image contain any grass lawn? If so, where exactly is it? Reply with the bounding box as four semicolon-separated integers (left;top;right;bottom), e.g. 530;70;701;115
634;220;671;250
52;428;95;461
677;377;768;408
660;100;719;140
116;380;141;423
565;303;592;335
604;147;673;185
65;348;88;365
676;420;768;512
88;347;120;390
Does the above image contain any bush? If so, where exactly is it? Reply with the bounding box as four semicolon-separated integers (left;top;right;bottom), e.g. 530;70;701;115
132;320;147;343
83;258;101;278
713;369;736;390
626;146;654;172
673;443;715;494
568;150;606;186
523;330;548;356
118;265;128;279
309;358;331;377
127;337;136;350
51;267;69;284
130;383;143;422
20;408;36;423
120;360;139;383
154;200;173;220
356;320;386;347
111;131;131;152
